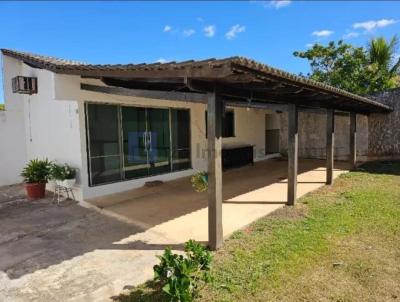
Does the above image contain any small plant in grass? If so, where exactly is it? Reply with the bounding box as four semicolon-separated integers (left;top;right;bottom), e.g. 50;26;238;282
190;172;208;193
153;240;213;302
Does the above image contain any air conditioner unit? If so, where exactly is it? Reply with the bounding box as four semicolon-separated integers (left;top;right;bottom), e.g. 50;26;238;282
12;76;38;95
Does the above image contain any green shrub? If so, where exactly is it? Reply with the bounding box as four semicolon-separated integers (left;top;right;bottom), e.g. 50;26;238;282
153;240;213;302
49;163;76;180
21;158;52;183
190;172;208;193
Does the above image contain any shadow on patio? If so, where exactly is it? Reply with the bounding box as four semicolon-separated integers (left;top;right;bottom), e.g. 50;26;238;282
88;158;351;244
0;159;350;302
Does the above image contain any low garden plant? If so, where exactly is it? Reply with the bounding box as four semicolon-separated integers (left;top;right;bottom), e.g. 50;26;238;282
49;163;76;181
21;158;52;183
190;172;208;193
153;240;213;302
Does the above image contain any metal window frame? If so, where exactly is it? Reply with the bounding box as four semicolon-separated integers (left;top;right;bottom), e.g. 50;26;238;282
85;101;192;187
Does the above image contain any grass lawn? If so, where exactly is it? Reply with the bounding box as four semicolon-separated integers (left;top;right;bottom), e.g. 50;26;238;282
117;160;400;302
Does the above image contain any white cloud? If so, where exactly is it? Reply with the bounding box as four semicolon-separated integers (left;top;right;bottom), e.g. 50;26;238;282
225;24;246;40
312;30;334;37
156;58;168;63
204;25;216;37
343;32;360;39
306;43;314;48
163;25;172;32
269;0;292;9
183;29;196;37
353;19;398;32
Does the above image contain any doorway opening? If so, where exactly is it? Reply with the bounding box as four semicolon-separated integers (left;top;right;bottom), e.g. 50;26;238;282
265;113;280;155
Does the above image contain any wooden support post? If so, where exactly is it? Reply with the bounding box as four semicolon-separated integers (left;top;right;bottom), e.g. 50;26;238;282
287;104;298;206
326;109;335;185
207;91;223;250
350;112;357;167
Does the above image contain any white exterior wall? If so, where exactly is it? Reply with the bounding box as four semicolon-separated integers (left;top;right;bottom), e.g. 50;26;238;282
1;58;274;201
76;79;273;200
0;56;27;185
1;56;83;200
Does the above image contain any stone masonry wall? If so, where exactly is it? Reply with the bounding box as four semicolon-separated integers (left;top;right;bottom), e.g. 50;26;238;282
368;88;400;156
279;110;369;160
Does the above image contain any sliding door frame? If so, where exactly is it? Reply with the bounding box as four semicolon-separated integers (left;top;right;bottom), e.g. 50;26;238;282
85;101;192;187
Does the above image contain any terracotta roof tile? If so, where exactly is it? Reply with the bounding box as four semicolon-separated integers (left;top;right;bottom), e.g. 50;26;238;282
1;48;391;113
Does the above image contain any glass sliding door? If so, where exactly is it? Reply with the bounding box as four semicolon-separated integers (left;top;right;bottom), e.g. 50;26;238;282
147;108;171;175
171;109;191;171
86;103;122;185
122;106;149;179
86;103;191;186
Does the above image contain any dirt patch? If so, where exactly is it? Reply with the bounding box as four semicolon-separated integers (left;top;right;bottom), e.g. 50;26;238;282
267;204;309;220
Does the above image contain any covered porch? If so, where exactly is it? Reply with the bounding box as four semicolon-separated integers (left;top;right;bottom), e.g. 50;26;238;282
87;158;350;245
3;50;391;250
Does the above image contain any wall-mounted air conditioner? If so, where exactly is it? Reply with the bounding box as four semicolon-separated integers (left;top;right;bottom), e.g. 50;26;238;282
12;76;38;95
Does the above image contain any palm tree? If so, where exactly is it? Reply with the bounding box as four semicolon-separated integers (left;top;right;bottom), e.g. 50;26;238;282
368;36;400;83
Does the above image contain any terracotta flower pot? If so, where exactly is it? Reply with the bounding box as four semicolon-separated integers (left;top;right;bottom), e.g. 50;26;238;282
24;182;46;200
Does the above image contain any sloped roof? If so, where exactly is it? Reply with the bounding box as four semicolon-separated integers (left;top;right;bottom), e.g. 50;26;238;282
1;48;391;113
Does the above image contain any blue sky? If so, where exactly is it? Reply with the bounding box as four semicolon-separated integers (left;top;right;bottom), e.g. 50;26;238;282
1;1;400;103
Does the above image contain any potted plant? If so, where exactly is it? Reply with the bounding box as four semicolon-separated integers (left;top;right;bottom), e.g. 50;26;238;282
61;164;76;189
50;163;76;188
190;171;208;193
21;158;51;200
48;162;61;187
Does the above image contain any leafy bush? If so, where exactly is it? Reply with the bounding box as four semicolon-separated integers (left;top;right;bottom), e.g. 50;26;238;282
21;158;52;183
153;240;213;302
190;172;208;193
49;163;76;181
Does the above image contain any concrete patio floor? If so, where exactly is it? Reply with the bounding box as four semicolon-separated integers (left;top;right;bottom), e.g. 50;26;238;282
0;158;350;302
89;158;351;247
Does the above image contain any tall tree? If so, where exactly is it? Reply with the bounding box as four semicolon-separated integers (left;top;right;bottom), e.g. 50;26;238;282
367;36;400;92
294;37;400;95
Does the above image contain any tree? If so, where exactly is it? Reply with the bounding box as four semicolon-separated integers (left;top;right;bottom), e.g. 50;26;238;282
293;37;400;95
367;36;400;92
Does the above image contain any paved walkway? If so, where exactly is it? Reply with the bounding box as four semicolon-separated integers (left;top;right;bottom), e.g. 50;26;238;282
0;159;350;301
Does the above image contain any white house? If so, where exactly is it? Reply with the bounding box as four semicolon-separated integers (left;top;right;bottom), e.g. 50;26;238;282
1;49;284;202
1;49;392;249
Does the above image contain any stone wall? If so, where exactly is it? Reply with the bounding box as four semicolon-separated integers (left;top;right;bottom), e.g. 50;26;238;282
279;110;369;160
368;88;400;156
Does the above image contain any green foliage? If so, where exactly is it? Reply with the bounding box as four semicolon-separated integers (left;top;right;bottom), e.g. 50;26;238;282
367;36;400;91
153;240;213;302
294;37;400;95
49;163;76;180
190;172;208;193
199;161;400;301
21;158;52;183
0;104;4;111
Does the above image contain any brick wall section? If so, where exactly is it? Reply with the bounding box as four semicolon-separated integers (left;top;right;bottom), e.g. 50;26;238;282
279;110;369;160
368;88;400;156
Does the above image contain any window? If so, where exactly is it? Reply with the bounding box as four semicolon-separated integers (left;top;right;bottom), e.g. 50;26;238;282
85;103;191;186
205;110;235;138
86;104;122;185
